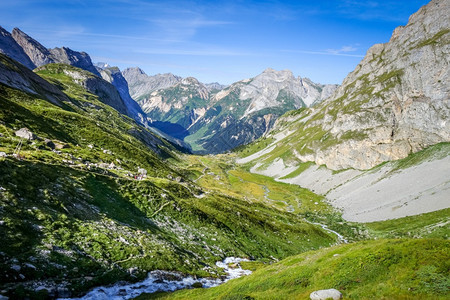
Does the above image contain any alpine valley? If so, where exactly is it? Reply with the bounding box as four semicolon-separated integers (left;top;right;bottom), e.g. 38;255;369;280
0;0;448;300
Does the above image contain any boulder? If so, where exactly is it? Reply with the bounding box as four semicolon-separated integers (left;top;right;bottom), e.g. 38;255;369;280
44;139;55;149
15;128;36;140
310;288;342;300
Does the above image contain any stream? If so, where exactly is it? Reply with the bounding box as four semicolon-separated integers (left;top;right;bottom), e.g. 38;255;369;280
61;257;251;300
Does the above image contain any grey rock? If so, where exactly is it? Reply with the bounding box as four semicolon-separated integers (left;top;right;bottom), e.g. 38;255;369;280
265;0;450;170
122;67;182;100
99;66;147;124
0;53;70;105
11;28;53;67
0;152;6;157
49;47;100;77
10;264;21;272
0;25;35;69
15;128;36;140
44;139;55;149
310;288;342;300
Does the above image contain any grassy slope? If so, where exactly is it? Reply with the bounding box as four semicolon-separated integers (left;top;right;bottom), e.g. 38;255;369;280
143;239;449;300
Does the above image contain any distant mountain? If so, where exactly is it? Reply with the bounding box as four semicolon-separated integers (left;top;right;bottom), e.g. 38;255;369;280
205;82;227;92
122;67;182;100
136;68;337;153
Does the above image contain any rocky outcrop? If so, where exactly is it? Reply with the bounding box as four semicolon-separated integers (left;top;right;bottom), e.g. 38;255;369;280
48;47;100;77
36;64;129;116
122;67;181;100
99;66;147;124
3;27;101;77
256;0;449;170
11;28;53;67
15;128;36;140
0;53;69;105
0;26;36;69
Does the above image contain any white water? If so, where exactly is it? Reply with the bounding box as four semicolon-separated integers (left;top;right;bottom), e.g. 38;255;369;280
61;257;251;300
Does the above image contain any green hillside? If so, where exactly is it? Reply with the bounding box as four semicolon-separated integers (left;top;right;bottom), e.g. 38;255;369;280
142;239;449;300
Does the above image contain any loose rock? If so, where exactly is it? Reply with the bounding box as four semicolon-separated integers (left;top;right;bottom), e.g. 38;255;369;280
310;288;342;300
15;128;36;140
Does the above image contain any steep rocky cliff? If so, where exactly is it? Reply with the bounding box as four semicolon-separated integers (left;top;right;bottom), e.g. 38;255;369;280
10;27;101;77
0;26;36;69
244;0;449;170
98;66;147;124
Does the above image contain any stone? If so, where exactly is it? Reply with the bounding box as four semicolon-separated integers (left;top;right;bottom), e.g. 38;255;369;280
0;152;6;157
310;288;343;300
44;139;55;149
15;128;36;140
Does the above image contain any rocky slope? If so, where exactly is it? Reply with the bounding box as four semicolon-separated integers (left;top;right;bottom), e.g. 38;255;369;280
10;27;101;77
122;67;182;100
241;0;449;171
135;68;336;153
0;26;36;69
97;65;147;124
37;63;131;117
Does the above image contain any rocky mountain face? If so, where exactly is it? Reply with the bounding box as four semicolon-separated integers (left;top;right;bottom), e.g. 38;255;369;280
134;68;336;153
0;26;36;69
122;67;182;100
10;27;101;77
37;63;131;116
246;0;449;170
0;53;69;105
97;65;147;124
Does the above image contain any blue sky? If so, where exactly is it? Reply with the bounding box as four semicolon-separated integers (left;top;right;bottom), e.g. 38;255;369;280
0;0;429;85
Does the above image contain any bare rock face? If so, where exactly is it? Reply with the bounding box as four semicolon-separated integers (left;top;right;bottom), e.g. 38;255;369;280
234;68;337;116
11;28;53;67
99;66;147;124
49;47;101;77
0;26;36;69
7;27;101;77
0;53;69;105
264;0;449;170
122;67;181;100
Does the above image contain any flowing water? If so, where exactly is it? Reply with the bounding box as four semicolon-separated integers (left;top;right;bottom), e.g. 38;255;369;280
61;257;251;300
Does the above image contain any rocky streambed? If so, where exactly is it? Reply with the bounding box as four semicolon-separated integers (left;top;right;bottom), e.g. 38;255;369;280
60;257;252;300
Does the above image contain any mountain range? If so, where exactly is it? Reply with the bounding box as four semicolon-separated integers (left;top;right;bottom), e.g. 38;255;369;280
126;67;337;153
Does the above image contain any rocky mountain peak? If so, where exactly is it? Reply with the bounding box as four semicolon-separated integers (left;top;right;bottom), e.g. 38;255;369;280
48;47;100;77
0;26;36;69
11;27;53;67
